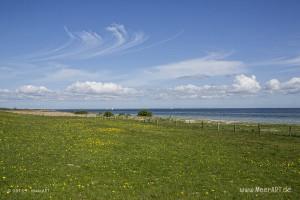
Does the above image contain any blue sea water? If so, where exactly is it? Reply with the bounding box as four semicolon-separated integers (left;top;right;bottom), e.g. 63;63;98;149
58;108;300;124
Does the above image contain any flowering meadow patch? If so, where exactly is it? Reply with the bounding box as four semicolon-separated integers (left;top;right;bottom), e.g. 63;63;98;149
0;111;299;199
97;128;123;134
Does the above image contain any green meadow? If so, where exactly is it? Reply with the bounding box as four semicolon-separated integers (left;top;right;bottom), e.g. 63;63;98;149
0;111;299;199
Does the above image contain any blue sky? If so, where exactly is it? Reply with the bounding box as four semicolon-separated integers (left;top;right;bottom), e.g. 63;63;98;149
1;0;300;108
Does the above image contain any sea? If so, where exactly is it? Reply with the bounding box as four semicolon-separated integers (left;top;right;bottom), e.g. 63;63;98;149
57;108;300;124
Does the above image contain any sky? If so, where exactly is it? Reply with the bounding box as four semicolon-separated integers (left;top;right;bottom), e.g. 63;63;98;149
1;0;300;108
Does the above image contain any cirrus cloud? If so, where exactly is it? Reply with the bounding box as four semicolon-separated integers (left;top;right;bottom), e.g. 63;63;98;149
147;54;245;80
123;52;246;86
25;23;148;61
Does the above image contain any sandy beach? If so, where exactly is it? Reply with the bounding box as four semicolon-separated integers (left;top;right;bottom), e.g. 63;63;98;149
5;109;96;117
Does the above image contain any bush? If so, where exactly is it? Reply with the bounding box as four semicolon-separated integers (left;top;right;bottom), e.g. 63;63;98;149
137;109;152;117
103;111;114;117
74;110;88;114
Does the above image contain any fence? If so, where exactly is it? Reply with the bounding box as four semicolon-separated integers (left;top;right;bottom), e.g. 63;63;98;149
96;115;300;137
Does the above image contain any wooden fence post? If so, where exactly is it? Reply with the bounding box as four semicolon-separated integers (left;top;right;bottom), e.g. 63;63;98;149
289;126;292;136
217;122;220;132
201;121;204;129
234;124;236;133
258;124;261;135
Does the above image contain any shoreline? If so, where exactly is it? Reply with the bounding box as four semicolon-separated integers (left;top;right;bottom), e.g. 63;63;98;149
2;109;88;117
1;109;300;126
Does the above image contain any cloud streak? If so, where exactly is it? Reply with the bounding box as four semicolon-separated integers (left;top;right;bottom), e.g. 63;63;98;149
25;23;147;61
147;53;245;79
251;55;300;67
122;52;246;86
121;30;184;55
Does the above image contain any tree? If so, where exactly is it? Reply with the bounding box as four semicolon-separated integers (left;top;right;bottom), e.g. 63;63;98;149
137;109;152;117
103;111;114;117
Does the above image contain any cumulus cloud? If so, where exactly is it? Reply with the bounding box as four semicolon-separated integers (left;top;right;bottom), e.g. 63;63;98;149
266;79;281;92
157;74;261;100
171;84;228;99
232;74;261;94
2;75;300;102
66;81;137;96
17;85;51;95
266;77;300;94
283;77;300;93
0;82;138;101
0;85;54;101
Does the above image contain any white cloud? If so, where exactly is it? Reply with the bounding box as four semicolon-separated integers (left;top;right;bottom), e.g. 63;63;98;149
66;81;136;95
106;23;127;45
2;75;300;103
76;30;102;47
232;74;261;94
17;85;51;94
62;81;139;101
266;79;281;92
25;23;147;61
43;68;99;82
172;84;228;99
280;56;300;66
269;56;300;66
251;55;300;68
141;53;245;82
157;74;261;100
0;82;138;102
88;24;146;58
0;85;54;101
281;77;300;94
265;77;300;94
123;30;184;55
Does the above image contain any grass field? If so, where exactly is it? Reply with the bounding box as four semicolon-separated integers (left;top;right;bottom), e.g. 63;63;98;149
0;111;299;199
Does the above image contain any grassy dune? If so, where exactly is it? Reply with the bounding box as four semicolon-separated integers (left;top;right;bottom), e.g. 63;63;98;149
0;111;299;199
